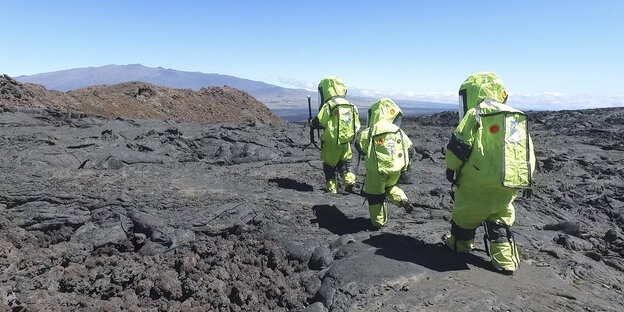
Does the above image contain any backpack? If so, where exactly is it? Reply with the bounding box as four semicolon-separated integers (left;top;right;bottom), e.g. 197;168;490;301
326;98;357;144
473;100;532;189
368;124;409;176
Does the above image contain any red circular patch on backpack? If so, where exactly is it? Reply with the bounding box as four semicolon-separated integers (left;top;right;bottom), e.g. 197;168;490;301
490;124;500;134
377;138;384;145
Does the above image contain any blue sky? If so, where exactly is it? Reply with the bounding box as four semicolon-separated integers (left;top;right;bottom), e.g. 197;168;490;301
2;1;623;108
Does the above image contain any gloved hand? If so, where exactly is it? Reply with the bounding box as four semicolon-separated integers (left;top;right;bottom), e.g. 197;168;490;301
309;117;322;129
445;169;456;183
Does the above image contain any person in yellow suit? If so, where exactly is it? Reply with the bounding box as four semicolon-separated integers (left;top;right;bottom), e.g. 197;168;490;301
309;77;360;194
355;98;416;229
444;72;536;275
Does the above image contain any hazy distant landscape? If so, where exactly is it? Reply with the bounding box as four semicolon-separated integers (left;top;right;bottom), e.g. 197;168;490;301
15;64;454;121
273;97;456;121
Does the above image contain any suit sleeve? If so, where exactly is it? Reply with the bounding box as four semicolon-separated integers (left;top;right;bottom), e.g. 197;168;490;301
404;131;415;164
354;106;361;133
529;135;536;177
309;104;329;129
356;127;370;156
445;111;477;171
401;130;415;169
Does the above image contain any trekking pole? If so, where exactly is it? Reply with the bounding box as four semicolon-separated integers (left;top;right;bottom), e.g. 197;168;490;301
303;95;320;151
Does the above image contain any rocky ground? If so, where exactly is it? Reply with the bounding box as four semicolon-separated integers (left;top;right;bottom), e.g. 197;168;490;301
1;105;623;311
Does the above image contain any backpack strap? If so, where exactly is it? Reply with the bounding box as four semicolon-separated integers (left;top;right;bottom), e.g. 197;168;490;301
399;130;408;171
368;126;374;155
352;105;357;143
474;105;482;128
370;126;385;175
335;101;340;144
328;95;345;102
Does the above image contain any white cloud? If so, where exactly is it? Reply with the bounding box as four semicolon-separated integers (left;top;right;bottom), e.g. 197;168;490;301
509;93;624;110
351;88;624;110
273;77;624;110
276;77;316;91
541;92;564;97
349;87;457;104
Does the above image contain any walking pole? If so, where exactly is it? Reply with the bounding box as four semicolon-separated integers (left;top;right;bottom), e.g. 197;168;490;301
303;95;320;150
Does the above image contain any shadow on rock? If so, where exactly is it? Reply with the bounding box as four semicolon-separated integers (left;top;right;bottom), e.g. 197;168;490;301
268;178;314;192
363;233;472;272
311;205;370;235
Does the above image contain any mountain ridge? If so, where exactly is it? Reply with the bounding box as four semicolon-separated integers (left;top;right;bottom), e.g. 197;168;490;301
14;64;454;115
0;74;284;124
14;64;312;109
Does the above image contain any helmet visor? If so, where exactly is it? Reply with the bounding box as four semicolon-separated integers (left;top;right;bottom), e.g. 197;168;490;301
393;113;403;127
458;89;467;121
317;87;323;109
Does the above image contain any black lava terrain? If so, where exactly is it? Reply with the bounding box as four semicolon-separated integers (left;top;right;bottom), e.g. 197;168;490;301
1;105;623;311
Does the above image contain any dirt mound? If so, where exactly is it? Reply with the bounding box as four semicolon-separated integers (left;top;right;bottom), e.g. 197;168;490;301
1;106;623;311
0;74;283;124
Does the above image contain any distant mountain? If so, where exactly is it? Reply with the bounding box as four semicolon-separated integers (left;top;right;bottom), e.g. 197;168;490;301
14;64;275;93
14;64;454;120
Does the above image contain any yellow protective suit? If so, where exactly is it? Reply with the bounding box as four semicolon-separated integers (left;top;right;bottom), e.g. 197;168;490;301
356;98;413;228
445;72;536;273
309;77;360;193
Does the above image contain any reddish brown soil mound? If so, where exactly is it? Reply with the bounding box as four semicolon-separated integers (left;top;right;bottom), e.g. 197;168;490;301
0;74;284;123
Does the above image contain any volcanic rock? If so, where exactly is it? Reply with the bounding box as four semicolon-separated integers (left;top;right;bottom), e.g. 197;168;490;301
604;228;618;243
543;221;582;236
304;302;329;312
309;245;333;270
153;270;183;300
1;105;624;311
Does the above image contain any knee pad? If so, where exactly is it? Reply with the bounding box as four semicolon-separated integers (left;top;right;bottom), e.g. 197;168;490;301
484;221;519;271
365;192;386;206
323;163;338;181
336;159;351;175
483;220;513;244
450;220;476;241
